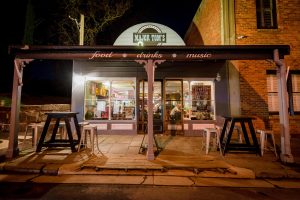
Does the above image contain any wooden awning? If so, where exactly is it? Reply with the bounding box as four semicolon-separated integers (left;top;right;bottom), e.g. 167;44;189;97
6;44;294;163
9;45;290;61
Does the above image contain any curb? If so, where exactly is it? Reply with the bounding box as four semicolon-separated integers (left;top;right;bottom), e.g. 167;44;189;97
1;160;300;179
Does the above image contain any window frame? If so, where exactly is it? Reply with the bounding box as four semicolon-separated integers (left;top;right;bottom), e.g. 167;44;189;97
256;0;278;29
84;77;136;121
266;70;300;115
288;71;300;114
182;79;216;120
266;70;279;114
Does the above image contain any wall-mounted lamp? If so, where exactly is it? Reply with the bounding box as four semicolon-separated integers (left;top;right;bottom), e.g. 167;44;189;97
236;35;248;39
215;73;221;82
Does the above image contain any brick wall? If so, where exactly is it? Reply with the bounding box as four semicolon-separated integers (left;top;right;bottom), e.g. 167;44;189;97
270;115;300;136
234;0;300;134
185;0;221;45
231;60;275;130
235;0;300;67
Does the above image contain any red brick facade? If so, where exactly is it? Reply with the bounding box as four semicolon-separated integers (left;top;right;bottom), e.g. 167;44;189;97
185;0;300;134
185;0;221;45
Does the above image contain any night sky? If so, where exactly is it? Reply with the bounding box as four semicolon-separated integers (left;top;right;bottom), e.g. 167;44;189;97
0;0;200;104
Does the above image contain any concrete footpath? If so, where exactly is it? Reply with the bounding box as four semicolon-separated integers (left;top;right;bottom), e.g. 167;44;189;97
0;134;300;187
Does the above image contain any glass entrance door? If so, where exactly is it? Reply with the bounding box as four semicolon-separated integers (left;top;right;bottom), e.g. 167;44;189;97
138;80;163;133
164;79;184;135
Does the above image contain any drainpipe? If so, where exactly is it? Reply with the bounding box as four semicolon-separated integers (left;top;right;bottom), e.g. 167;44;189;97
273;49;294;163
135;59;165;160
6;59;32;158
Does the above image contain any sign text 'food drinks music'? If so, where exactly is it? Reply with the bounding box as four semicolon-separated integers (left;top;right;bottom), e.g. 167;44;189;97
88;51;213;60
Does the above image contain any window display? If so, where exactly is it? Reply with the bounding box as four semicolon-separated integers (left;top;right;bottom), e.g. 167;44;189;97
189;81;214;120
84;77;215;123
111;80;135;120
163;79;215;134
166;79;215;121
84;78;136;120
84;80;109;120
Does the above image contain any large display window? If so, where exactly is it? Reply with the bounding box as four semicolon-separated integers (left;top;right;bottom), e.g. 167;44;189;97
164;79;215;122
138;80;163;132
185;80;215;120
84;78;136;120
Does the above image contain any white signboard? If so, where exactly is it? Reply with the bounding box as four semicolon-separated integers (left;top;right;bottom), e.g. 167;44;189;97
114;22;185;46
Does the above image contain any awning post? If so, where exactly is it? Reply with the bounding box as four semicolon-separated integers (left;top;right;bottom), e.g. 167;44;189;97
135;59;165;160
6;59;32;159
273;49;294;163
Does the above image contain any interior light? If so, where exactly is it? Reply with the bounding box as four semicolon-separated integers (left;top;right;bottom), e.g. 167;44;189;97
215;73;221;82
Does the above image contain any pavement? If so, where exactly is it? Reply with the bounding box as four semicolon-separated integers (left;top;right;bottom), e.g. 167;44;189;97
0;133;300;187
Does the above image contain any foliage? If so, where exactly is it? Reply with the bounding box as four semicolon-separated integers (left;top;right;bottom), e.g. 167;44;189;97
23;0;35;45
0;97;12;107
32;0;132;45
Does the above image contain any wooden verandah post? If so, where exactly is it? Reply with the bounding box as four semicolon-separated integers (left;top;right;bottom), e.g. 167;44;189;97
6;59;32;158
135;59;165;160
273;49;294;163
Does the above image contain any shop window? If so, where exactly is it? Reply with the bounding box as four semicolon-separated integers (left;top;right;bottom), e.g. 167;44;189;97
84;78;136;120
256;0;278;29
182;80;215;120
84;80;110;120
111;80;136;120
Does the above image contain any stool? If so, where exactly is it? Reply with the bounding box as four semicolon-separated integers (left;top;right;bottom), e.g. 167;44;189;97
256;129;278;158
78;124;101;154
202;124;221;155
78;121;89;130
23;122;44;147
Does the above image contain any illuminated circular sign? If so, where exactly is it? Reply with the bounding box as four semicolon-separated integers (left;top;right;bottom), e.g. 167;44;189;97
114;22;185;46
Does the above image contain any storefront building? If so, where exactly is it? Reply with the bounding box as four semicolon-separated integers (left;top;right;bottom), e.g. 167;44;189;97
7;1;297;163
8;44;290;161
71;23;226;136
